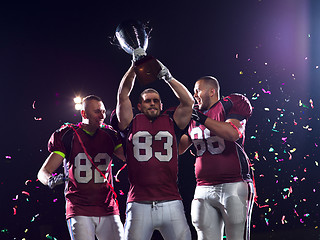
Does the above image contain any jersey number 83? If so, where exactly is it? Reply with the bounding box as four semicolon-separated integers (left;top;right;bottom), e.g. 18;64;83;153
132;131;173;162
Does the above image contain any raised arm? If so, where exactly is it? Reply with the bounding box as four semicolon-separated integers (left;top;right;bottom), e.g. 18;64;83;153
116;63;136;131
158;62;194;129
170;79;195;129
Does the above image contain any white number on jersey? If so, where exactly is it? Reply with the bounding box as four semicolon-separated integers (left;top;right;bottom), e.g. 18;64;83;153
190;127;225;156
74;153;111;183
132;131;173;162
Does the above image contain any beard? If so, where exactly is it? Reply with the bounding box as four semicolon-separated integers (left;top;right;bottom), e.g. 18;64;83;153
145;109;160;120
198;96;210;111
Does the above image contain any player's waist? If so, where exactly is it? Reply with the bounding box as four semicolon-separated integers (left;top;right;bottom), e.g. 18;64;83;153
134;199;174;204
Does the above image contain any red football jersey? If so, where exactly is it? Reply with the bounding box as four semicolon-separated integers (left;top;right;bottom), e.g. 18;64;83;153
123;113;183;202
188;94;253;186
48;123;121;219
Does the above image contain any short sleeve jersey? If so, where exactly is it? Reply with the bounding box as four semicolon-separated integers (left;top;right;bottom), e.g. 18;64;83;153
188;94;253;186
122;112;183;202
48;123;121;219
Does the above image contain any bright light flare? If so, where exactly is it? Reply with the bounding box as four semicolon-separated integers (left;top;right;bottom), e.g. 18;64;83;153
74;97;82;104
74;97;82;110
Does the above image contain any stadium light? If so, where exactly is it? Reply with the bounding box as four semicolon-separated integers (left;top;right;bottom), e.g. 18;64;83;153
74;97;82;110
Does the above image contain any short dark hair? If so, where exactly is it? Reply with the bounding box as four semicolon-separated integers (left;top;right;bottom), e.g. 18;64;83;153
82;95;102;110
138;88;161;103
83;95;102;102
198;76;220;96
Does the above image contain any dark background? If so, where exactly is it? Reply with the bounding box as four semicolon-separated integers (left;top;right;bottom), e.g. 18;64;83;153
1;1;319;239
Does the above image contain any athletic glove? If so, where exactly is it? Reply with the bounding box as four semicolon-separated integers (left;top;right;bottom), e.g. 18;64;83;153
191;108;208;125
48;173;67;189
157;61;173;83
132;48;146;62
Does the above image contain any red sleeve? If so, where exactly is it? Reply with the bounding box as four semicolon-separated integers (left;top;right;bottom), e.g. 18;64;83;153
225;94;252;121
47;126;68;154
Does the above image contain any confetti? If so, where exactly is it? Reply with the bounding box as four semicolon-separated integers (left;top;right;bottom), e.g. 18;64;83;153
309;99;314;109
262;88;271;94
22;191;30;196
25;180;32;185
46;234;57;240
13;207;17;215
31;214;39;222
114;163;127;182
2;18;320;239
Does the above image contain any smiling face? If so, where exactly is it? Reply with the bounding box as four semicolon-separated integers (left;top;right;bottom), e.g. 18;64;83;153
138;92;162;120
194;78;219;111
81;99;106;131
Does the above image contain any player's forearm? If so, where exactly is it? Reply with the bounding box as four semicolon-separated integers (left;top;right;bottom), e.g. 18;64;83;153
204;118;240;142
167;78;194;108
117;65;136;102
170;78;194;129
38;152;64;186
157;60;194;107
37;168;51;186
116;65;135;130
116;100;133;130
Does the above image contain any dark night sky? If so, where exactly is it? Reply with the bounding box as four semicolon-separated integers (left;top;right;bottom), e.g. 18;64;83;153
1;1;320;239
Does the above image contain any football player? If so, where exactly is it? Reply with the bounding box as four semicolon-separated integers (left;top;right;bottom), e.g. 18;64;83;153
38;95;125;240
179;76;255;240
113;61;194;240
